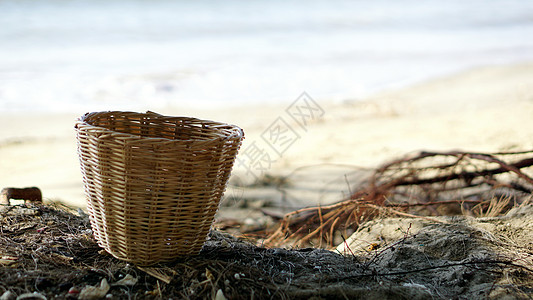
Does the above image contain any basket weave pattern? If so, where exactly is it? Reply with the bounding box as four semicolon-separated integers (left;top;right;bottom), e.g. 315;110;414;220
75;111;243;265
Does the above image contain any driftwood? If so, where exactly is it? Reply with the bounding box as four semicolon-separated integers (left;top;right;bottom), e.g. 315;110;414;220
262;150;533;248
0;187;43;205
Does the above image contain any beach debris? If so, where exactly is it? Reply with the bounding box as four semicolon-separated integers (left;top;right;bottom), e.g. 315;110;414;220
214;289;227;300
49;252;74;264
137;266;177;284
0;291;15;300
0;187;42;205
205;268;215;281
112;274;137;286
0;256;18;266
67;287;80;295
79;278;110;300
0;206;40;216
367;243;380;251
36;227;47;234
15;292;47;300
144;281;162;297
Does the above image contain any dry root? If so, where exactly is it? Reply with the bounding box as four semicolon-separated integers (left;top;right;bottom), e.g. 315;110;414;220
263;150;533;248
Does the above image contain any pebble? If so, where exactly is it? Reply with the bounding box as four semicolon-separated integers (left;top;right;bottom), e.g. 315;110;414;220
214;289;227;300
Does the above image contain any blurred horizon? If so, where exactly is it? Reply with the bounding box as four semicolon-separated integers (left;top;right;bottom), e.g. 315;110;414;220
1;0;533;113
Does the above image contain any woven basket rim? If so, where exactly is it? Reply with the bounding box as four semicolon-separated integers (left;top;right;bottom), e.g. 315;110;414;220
75;110;244;142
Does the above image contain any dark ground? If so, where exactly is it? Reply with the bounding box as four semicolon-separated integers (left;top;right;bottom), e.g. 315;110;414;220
0;203;531;299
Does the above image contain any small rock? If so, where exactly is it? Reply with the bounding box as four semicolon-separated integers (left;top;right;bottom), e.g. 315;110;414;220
214;289;227;300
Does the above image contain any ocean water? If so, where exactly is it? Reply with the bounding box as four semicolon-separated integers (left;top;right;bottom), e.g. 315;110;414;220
1;0;533;113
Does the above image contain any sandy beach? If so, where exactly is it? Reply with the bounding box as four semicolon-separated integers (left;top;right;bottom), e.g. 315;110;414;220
1;61;533;208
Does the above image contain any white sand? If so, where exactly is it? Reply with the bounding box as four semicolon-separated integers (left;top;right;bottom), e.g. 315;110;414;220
1;62;533;208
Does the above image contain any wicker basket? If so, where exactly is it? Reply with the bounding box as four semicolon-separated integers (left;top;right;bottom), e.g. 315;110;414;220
75;111;244;265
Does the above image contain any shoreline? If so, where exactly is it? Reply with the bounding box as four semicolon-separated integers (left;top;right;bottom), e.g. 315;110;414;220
1;61;533;208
